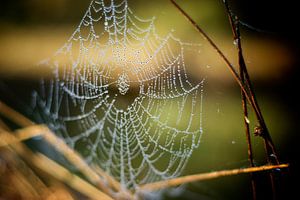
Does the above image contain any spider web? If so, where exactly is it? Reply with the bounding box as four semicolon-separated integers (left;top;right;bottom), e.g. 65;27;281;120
31;0;204;189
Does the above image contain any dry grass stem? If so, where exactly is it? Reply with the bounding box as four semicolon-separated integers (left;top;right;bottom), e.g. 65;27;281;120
0;125;44;147
139;164;289;191
32;153;114;200
222;1;257;198
0;100;123;198
0;101;34;127
0;130;114;200
169;0;251;105
92;164;122;193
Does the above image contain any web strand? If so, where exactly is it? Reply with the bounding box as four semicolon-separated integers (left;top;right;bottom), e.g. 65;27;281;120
32;0;204;191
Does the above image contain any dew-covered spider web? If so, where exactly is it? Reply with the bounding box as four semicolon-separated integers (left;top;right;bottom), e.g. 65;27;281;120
31;0;204;189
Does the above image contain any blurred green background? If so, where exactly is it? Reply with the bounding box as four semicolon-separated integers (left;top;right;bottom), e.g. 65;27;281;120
0;0;299;199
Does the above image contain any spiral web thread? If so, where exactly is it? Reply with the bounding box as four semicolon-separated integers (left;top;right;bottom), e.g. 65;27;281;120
32;0;204;190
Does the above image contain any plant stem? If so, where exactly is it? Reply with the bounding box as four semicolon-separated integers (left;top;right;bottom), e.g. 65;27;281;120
223;1;256;199
0;130;114;200
167;2;234;81
0;100;132;199
169;0;256;114
222;1;280;199
170;0;281;198
139;164;289;191
169;0;280;171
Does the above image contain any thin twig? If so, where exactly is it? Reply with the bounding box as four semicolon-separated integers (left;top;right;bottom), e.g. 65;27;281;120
139;164;289;191
223;1;257;199
222;2;279;165
169;0;260;117
169;1;282;198
223;1;280;198
169;1;279;162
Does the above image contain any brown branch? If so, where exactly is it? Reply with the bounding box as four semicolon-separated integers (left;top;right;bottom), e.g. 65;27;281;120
169;0;259;116
169;1;282;198
222;1;279;165
223;1;280;198
139;164;289;191
168;2;280;159
223;1;257;199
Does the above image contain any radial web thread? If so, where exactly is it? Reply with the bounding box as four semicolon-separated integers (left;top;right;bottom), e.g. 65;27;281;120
32;0;205;190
